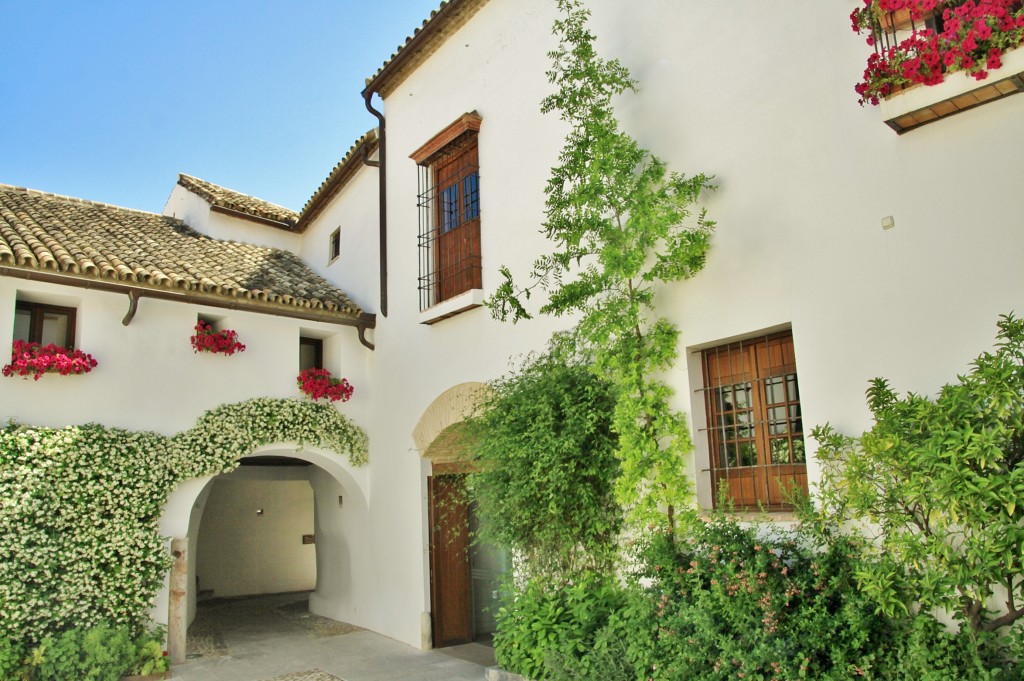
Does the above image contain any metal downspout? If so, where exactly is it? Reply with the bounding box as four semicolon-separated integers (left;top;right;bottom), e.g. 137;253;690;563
363;88;388;318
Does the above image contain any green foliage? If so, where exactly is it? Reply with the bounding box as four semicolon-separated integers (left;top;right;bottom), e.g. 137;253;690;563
813;313;1024;635
0;637;28;681
617;513;902;681
128;629;170;675
493;571;625;680
0;397;367;645
487;0;715;525
467;340;622;578
34;624;135;681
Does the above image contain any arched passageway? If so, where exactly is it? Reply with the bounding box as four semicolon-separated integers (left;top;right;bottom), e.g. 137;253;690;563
156;444;371;657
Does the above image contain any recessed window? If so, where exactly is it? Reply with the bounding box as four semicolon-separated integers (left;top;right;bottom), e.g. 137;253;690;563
412;113;483;311
329;228;341;263
14;301;76;348
701;331;807;510
299;336;323;371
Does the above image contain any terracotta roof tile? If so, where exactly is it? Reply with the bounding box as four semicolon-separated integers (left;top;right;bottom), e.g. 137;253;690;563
364;0;490;98
0;184;363;320
177;174;299;228
298;130;379;229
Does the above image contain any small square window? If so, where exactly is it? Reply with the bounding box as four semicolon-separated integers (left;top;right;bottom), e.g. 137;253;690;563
329;228;341;263
14;301;76;348
299;336;323;371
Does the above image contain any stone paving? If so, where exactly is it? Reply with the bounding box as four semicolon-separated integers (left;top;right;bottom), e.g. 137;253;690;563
173;593;494;681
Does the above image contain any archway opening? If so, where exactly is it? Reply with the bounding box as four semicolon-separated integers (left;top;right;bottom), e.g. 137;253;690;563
174;448;370;661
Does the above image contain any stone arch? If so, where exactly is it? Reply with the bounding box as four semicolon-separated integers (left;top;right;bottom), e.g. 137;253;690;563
412;382;488;463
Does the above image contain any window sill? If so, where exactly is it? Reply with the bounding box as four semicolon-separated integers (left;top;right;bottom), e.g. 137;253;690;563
881;47;1024;133
419;289;484;325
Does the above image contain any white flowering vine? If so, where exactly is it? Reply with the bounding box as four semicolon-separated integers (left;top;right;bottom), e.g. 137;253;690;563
0;397;367;645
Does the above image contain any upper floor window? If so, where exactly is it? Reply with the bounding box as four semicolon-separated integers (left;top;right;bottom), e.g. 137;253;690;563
299;336;323;371
412;112;483;311
14;301;76;348
329;228;341;263
701;331;807;510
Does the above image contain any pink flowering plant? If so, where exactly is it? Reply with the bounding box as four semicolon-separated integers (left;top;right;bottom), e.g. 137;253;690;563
852;0;1024;105
190;320;246;355
297;367;354;402
2;339;98;380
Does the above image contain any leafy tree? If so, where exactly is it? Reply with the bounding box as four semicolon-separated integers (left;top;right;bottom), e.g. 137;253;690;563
467;339;622;579
488;0;715;528
814;314;1024;635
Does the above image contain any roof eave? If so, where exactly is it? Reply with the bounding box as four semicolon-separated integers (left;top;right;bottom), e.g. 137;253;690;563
362;0;490;99
0;265;375;349
297;133;380;230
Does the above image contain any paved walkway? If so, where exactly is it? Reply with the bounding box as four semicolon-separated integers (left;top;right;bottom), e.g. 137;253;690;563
172;593;494;681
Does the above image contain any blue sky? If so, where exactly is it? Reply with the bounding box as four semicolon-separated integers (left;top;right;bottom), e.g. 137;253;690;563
0;1;443;213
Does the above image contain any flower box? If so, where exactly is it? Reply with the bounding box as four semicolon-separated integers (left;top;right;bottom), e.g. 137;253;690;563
121;673;172;681
190;321;246;355
2;340;98;380
881;43;1024;131
297;367;354;402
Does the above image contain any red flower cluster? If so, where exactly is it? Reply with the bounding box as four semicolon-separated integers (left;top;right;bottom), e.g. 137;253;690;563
190;321;246;355
297;367;354;402
3;340;98;380
852;0;1024;105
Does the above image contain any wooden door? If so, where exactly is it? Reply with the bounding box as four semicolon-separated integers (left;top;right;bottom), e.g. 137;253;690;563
428;475;473;648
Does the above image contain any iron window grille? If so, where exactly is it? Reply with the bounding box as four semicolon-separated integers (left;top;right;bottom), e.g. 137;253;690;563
699;331;808;510
415;123;482;312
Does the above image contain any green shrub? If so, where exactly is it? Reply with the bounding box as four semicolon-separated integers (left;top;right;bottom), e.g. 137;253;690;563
128;629;169;675
34;624;135;681
814;314;1024;636
0;637;28;681
467;341;622;579
615;515;902;680
494;571;625;680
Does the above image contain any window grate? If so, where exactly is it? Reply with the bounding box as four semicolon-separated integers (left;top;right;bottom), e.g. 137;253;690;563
700;331;807;510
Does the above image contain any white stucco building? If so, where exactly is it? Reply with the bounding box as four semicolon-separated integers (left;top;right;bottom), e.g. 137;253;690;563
3;0;1024;656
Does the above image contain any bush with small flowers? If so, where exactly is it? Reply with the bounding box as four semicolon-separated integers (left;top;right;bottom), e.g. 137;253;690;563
0;397;367;648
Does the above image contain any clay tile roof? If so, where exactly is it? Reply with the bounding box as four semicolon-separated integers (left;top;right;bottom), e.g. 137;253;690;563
364;0;490;98
298;130;379;229
177;174;299;229
0;183;363;321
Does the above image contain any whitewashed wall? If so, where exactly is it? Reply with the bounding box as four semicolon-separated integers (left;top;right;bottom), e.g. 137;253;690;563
195;468;316;598
336;0;1024;647
299;153;381;314
0;276;374;632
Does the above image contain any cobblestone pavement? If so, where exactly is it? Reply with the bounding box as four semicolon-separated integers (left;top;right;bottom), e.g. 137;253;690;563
173;593;494;681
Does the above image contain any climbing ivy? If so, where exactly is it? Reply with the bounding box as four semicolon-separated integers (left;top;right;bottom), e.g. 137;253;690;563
0;397;367;645
488;0;715;527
